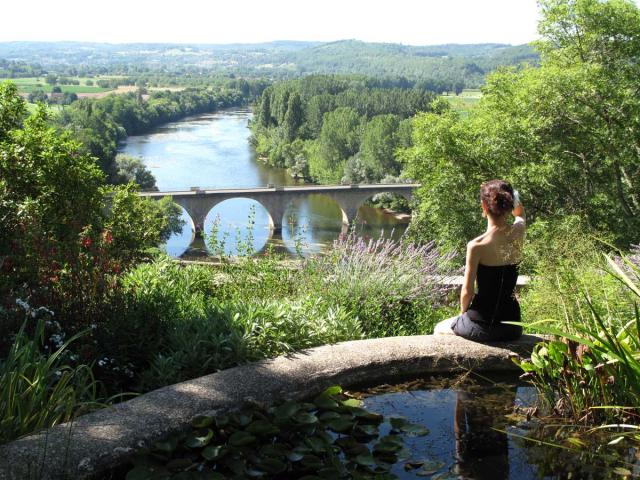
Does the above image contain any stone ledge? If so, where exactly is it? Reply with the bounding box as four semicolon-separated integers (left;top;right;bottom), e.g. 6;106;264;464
0;334;544;480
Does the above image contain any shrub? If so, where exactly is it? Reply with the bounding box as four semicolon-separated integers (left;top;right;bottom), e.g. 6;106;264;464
301;231;452;337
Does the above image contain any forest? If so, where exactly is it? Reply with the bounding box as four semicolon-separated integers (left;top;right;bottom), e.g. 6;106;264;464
249;75;437;184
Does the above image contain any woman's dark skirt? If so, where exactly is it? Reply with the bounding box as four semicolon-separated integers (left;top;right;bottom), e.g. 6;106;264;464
452;309;522;342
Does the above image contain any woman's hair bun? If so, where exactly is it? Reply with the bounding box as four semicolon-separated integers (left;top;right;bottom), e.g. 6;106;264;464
480;180;514;217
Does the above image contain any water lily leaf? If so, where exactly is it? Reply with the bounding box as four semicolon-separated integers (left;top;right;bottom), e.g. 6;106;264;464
389;417;408;430
429;472;458;480
185;428;214;448
245;468;266;478
224;458;247;475
215;415;230;428
321;385;343;396
154;437;178;453
355;453;376;467
234;413;253;427
326;418;354;433
317;467;344;478
415;460;445;475
172;472;197;480
246;419;280;436
191;415;215;428
126;466;156;480
336;436;369;457
229;431;256;446
301;454;324;470
404;460;424;472
319;411;341;422
373;436;404;454
165;458;193;471
201;472;227;480
287;451;305;462
400;424;430;437
315;430;335;445
201;445;226;461
260;443;288;457
293;412;319;425
255;457;286;474
274;401;300;420
354;424;379;437
314;395;340;410
304;436;328;453
341;398;363;408
351;408;384;423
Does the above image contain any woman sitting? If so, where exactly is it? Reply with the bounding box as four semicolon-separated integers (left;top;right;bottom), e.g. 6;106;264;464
433;179;525;341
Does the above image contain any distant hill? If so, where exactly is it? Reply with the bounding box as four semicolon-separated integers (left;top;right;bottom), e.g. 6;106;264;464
0;40;538;88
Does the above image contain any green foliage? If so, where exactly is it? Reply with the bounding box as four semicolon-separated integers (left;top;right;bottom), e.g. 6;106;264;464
517;243;640;425
252;76;435;184
300;232;451;337
0;316;98;444
404;0;640;251
105;184;183;262
125;385;427;479
114;154;157;191
0;82;182;367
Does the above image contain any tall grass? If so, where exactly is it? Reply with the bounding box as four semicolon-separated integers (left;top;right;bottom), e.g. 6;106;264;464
0;317;98;444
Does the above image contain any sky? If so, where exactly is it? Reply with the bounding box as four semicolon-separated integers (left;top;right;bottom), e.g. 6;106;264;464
0;0;545;46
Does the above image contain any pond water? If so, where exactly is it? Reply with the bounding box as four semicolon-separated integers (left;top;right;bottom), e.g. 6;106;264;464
357;375;638;479
119;109;408;257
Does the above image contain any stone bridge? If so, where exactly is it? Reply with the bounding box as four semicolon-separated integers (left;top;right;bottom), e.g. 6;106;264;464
140;183;419;234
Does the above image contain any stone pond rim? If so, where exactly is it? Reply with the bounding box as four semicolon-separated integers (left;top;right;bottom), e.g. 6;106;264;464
0;334;544;480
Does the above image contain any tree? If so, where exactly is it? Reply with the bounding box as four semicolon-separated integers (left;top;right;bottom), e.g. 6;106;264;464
359;114;401;181
314;107;362;182
115;154;158;191
283;92;304;141
403;0;640;252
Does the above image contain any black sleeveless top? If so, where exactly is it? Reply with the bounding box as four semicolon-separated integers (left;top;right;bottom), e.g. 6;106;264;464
468;263;520;325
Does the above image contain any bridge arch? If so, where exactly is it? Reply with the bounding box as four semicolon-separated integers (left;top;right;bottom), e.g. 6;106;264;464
205;197;273;255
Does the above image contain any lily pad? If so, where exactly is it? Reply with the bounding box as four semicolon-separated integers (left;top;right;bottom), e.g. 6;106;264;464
355;452;377;467
321;385;343;396
293;411;319;425
246;420;280;436
229;431;256;446
314;395;340;410
191;415;215;428
201;445;226;461
273;401;300;420
153;437;178;454
185;428;214;448
326;418;354;433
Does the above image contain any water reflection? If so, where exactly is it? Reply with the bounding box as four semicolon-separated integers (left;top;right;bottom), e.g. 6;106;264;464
361;380;538;479
119;110;408;258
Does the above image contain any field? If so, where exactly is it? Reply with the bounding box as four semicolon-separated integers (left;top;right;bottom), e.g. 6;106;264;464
8;76;113;94
441;89;482;115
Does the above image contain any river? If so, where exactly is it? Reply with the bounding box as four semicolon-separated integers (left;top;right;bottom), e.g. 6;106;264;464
119;109;407;257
